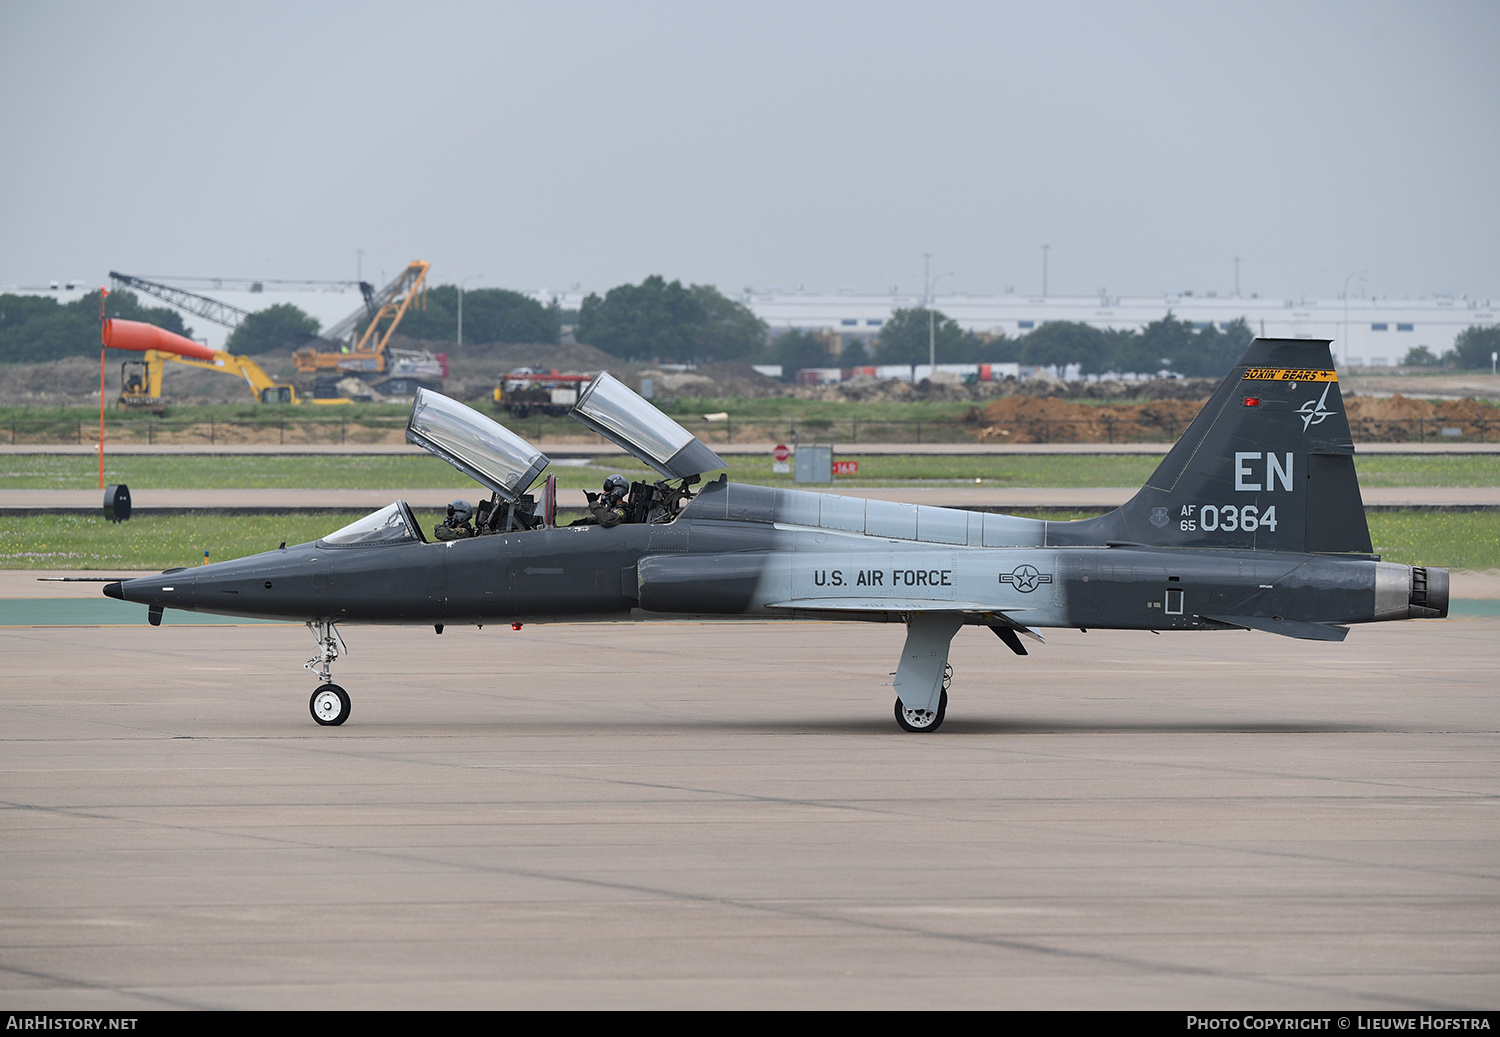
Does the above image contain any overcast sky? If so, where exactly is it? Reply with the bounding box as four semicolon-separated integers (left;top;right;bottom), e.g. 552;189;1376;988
3;1;1496;302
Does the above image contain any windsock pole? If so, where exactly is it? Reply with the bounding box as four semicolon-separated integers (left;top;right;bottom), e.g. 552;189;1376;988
98;289;108;490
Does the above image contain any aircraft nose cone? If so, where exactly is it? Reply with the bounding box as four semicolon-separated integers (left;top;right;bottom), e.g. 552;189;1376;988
110;570;197;609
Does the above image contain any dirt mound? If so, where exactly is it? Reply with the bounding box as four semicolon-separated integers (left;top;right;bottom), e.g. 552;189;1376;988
1010;376;1220;402
966;391;1500;443
968;397;1205;443
1345;394;1500;439
669;362;787;399
0;356;103;405
1346;394;1432;422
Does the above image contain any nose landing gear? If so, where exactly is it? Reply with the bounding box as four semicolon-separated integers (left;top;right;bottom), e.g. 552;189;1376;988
305;619;351;726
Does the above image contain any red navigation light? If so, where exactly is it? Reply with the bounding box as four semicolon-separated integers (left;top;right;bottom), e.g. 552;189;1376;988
1244;397;1260;407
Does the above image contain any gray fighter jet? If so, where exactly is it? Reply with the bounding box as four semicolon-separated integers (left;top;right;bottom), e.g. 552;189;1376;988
105;338;1448;732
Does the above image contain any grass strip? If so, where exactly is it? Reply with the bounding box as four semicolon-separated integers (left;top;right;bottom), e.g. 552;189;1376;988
4;453;1497;490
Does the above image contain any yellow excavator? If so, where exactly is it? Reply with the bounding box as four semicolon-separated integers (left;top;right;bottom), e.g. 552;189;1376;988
103;319;348;407
119;349;312;407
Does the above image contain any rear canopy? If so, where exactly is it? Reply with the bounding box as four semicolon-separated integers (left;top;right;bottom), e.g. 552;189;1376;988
569;371;726;479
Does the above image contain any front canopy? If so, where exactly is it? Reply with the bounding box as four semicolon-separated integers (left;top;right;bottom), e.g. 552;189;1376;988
321;501;421;546
406;388;549;501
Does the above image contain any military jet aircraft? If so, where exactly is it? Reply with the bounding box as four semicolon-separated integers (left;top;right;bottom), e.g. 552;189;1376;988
104;338;1448;732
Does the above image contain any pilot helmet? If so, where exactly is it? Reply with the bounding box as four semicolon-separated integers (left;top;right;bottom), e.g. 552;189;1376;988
446;499;473;525
603;475;629;495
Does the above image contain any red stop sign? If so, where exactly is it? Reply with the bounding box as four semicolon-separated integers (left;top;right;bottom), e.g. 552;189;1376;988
773;443;791;462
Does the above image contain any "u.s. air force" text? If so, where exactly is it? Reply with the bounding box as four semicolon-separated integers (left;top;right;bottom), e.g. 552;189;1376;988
812;569;954;587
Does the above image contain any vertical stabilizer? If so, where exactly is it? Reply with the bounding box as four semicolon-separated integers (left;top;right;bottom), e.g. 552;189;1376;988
1113;339;1371;554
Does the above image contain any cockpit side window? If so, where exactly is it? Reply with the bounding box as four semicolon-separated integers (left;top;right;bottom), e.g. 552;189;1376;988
320;501;422;546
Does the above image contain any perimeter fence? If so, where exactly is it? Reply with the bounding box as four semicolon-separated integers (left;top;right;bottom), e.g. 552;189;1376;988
3;413;1497;447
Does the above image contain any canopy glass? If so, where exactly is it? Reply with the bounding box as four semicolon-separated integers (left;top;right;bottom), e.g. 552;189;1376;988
406;389;549;501
569;372;726;479
321;501;421;546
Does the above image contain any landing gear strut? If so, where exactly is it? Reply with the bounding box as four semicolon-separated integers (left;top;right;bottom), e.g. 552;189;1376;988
305;619;351;726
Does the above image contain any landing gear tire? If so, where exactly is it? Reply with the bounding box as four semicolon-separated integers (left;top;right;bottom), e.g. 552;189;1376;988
894;689;947;733
310;684;351;726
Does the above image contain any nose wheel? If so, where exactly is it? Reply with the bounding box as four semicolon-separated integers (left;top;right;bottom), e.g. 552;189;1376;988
305;619;352;726
310;684;351;726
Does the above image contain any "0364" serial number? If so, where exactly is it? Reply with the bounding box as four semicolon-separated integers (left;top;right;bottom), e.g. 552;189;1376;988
1181;504;1279;532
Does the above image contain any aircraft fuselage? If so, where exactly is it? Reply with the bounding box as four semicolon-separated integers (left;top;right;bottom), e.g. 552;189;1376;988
106;491;1441;638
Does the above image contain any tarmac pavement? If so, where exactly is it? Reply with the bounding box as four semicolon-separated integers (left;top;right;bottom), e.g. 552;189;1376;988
0;614;1495;1009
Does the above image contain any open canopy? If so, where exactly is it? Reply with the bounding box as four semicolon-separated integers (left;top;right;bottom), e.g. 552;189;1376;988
406;389;549;501
568;371;726;479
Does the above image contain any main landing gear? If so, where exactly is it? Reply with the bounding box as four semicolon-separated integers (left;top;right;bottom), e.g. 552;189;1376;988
894;665;951;733
891;614;963;733
305;619;351;726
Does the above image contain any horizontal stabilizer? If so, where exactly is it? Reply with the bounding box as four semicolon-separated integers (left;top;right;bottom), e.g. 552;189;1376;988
991;625;1028;655
1202;614;1348;641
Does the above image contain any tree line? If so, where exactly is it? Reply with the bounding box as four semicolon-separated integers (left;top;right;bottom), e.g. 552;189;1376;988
0;285;562;362
1403;328;1500;371
845;309;1257;379
220;286;563;353
5;278;1497;380
576;277;1500;379
0;290;189;363
580;277;1254;379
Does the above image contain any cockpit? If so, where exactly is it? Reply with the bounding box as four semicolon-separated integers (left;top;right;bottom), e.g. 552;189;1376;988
318;373;727;547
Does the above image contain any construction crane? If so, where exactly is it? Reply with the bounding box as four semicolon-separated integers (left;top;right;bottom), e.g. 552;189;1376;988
292;260;435;376
109;262;441;384
108;272;258;330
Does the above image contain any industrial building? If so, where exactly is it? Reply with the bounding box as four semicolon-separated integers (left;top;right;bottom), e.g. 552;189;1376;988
722;289;1496;369
11;280;1495;368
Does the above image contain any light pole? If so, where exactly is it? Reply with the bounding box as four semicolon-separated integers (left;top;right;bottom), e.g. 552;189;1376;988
926;268;955;371
1042;244;1050;297
458;275;483;346
1341;269;1367;369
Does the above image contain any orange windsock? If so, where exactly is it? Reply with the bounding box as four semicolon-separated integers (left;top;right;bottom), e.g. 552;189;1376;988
101;318;217;360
